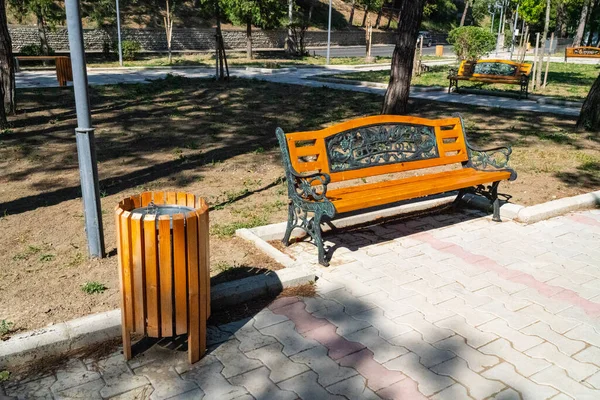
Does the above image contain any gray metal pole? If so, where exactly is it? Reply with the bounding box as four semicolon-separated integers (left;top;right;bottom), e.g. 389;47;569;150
65;0;106;258
326;0;332;65
116;0;123;66
510;4;519;60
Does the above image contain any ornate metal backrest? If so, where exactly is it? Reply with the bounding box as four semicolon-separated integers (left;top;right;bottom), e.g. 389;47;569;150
278;116;471;183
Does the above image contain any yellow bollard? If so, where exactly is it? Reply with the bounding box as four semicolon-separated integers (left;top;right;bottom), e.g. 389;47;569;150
436;45;444;57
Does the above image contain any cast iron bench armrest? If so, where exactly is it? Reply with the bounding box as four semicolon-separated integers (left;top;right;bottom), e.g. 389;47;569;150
288;169;331;202
448;68;458;78
466;144;517;181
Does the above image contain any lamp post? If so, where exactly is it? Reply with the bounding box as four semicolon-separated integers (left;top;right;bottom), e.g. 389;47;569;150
326;0;332;65
116;0;123;66
65;0;106;258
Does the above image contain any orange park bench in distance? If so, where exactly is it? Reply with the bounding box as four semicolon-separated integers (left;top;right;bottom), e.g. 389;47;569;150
14;56;73;87
448;59;532;99
565;47;600;62
276;115;517;266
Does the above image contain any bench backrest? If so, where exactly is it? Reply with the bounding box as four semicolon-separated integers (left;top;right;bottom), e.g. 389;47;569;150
279;115;469;183
565;47;600;59
458;59;532;79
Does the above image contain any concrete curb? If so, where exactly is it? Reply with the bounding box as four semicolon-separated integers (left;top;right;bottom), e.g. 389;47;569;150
0;268;315;369
463;190;600;224
244;66;297;74
309;76;444;93
453;87;582;109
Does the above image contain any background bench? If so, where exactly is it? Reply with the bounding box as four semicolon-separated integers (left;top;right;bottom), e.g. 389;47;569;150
448;59;532;99
15;56;73;87
276;115;517;266
565;47;600;62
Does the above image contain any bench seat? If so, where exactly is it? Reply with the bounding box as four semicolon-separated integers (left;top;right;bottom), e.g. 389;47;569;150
327;168;512;213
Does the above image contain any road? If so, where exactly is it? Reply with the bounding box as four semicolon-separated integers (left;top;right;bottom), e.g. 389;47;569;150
308;44;455;58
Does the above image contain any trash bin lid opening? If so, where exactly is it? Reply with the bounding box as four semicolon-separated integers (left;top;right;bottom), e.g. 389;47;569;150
132;201;195;218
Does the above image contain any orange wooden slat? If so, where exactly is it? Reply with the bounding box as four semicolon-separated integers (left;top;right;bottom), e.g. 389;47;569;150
172;213;188;335
131;195;141;208
115;208;131;360
119;211;135;337
293;145;322;158
197;198;211;320
177;192;187;206
153;191;165;205
167;192;177;205
130;214;146;334
158;215;173;337
187;193;196;207
186;212;201;363
141;192;153;207
143;215;160;338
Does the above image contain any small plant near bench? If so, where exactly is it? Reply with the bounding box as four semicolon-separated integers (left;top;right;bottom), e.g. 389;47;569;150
81;282;108;295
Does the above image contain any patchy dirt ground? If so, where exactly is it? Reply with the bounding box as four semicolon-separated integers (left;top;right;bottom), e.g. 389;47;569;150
1;76;598;332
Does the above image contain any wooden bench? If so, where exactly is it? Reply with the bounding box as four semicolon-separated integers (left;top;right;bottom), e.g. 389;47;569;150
448;59;532;99
14;56;73;87
565;47;600;62
276;115;517;266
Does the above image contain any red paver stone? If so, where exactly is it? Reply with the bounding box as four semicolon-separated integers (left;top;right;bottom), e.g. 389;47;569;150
338;349;406;392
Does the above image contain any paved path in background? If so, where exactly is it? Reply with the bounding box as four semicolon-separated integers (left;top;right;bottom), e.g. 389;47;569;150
16;64;580;116
3;209;600;399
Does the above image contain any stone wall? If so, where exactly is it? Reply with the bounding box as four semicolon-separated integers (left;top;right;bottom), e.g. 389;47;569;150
8;26;400;53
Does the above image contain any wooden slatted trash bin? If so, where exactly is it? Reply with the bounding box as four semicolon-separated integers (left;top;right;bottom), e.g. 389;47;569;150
115;191;210;363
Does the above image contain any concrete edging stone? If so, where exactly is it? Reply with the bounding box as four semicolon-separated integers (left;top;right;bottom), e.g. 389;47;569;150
0;267;315;369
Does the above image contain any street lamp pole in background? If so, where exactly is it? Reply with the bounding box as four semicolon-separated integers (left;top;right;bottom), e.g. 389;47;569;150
116;0;123;66
65;0;106;258
326;0;332;65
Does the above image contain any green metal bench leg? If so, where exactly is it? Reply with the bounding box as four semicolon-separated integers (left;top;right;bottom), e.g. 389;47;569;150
282;204;295;246
491;181;501;222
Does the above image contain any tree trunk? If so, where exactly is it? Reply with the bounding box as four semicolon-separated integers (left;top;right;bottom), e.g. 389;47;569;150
554;0;565;37
246;21;253;59
36;14;50;55
460;0;469;27
362;6;369;27
536;0;551;88
349;1;356;25
577;73;600;132
0;0;15;119
586;0;598;45
382;0;425;115
375;6;384;28
573;0;591;47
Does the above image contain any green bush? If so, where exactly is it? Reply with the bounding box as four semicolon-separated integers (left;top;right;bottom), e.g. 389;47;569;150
20;43;55;56
448;26;496;61
120;40;142;61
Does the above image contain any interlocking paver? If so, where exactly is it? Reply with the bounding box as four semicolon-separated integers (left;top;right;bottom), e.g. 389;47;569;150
259;320;319;356
479;338;551;377
325;375;381;400
430;383;473;400
435;315;498;348
438;298;496;326
439;270;490;292
573;345;600;366
433;335;500;372
321;288;378;315
304;323;366;360
53;378;104;400
338;348;406;392
478;319;543;352
384;352;455;396
482;363;558;400
478;300;538;330
344;327;408;363
565;323;600;347
5;376;56;399
245;343;309;383
89;354;149;398
376;377;429;400
229;366;297;400
522;322;586;356
531;365;600;399
585;371;600;389
352;308;413;340
359;291;415;318
210;339;263;378
388;330;455;368
290;346;358;386
220;318;278;352
394;311;454;343
432;357;506;400
278;370;345;399
252;308;289;330
397;295;455;323
517;304;581;334
477;285;533;311
491;388;524;399
311;302;372;335
181;359;248;399
164;388;205;399
526;342;598;381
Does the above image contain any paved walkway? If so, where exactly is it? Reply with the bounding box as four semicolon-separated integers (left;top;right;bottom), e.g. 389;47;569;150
3;208;600;399
16;64;580;116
